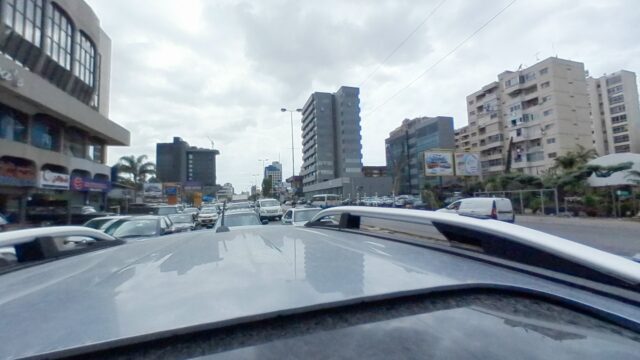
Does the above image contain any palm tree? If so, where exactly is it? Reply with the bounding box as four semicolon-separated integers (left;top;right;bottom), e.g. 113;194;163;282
626;170;640;185
552;145;598;172
117;155;156;191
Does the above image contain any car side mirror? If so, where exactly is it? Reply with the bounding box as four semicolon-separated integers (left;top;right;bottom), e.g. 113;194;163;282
262;219;269;225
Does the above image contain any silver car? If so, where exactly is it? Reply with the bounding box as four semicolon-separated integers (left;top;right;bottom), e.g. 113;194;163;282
281;207;322;226
0;207;638;359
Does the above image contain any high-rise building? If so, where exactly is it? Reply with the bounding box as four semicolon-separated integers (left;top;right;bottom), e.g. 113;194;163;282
385;116;455;195
0;0;129;221
300;86;363;188
264;161;282;186
587;70;640;155
455;57;593;176
156;137;219;186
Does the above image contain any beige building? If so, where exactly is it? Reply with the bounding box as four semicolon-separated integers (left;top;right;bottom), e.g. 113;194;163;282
587;70;640;155
456;57;593;177
0;0;129;223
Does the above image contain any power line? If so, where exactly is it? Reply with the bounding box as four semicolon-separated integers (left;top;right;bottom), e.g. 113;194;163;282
359;0;449;87
364;0;519;117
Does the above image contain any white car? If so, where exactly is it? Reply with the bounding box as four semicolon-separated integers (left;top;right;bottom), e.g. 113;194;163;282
256;199;283;221
437;197;515;223
281;207;322;226
196;207;219;228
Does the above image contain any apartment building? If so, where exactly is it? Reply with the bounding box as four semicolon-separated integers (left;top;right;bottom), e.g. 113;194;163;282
386;116;455;195
456;57;593;176
587;70;640;155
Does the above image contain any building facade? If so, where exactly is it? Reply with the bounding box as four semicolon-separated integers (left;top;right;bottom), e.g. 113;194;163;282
0;0;129;222
264;161;282;187
156;137;219;187
588;70;640;155
456;57;594;177
300;86;363;189
385;116;455;195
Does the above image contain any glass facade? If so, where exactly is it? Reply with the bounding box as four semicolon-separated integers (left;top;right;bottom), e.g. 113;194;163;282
75;31;95;86
0;104;28;143
31;115;61;151
4;0;44;46
46;3;73;70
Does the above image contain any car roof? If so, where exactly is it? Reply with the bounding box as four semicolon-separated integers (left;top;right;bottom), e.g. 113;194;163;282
1;225;638;359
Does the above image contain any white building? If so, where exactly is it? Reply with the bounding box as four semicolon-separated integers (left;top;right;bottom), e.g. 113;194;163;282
587;70;640;155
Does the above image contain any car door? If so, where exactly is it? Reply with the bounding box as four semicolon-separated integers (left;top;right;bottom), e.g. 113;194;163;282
440;200;461;213
282;210;293;225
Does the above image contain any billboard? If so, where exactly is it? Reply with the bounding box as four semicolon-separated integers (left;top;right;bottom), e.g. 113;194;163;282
424;151;454;176
143;183;163;197
70;176;111;192
38;170;69;190
454;152;481;176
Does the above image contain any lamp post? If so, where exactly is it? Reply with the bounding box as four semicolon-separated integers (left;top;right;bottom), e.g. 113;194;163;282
280;108;302;180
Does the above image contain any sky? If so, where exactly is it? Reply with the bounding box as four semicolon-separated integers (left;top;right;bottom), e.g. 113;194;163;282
85;0;640;193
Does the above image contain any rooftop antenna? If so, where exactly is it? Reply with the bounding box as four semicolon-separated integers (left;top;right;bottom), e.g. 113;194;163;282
552;42;557;58
207;136;215;149
535;51;540;61
517;63;523;71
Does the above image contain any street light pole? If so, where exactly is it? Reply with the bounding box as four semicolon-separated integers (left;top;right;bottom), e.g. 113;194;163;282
281;108;302;180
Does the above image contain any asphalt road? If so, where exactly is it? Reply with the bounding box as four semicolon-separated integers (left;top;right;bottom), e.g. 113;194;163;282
515;216;640;257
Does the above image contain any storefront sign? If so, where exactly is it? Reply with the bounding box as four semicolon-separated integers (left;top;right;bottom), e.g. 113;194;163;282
70;176;111;192
38;170;70;190
0;158;36;187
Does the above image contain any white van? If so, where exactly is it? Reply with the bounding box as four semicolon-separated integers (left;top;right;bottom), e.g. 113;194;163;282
437;197;515;222
310;194;341;209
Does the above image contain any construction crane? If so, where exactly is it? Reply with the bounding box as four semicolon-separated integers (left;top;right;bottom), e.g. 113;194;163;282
206;136;215;149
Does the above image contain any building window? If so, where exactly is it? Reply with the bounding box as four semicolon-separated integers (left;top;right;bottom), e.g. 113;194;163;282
540;81;550;89
64;127;86;158
541;95;552;103
607;84;623;95
606;75;622;86
612;125;628;134
74;32;96;86
46;3;73;70
546;138;555;144
610;105;626;115
88;139;104;163
548;152;557;158
4;0;44;46
608;94;624;105
0;104;28;143
31;116;61;151
543;109;553;117
614;144;630;153
524;72;536;81
539;67;548;75
611;114;627;124
613;134;629;144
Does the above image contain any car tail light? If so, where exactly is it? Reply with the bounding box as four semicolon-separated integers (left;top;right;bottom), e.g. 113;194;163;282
491;201;497;219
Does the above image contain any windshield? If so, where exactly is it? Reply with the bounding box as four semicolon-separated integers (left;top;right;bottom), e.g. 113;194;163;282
294;209;321;223
168;214;192;223
228;202;252;210
83;218;112;229
200;208;217;214
105;219;159;238
259;200;279;207
223;213;261;227
156;207;178;215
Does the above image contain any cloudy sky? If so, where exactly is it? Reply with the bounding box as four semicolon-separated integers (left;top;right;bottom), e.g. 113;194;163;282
86;0;640;193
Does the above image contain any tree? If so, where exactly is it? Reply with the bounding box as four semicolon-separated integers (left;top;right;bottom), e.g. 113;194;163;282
117;155;156;191
625;170;640;185
552;145;598;172
261;177;272;198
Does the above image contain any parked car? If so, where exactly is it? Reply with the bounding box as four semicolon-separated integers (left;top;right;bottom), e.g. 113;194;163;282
103;215;177;239
82;215;130;231
255;198;283;221
182;207;199;219
0;213;7;232
437;197;515;222
196;207;219;228
168;213;196;232
281;207;322;226
152;205;181;216
0;207;638;359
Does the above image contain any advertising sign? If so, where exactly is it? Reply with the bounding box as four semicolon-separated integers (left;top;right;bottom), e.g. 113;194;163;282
0;158;36;187
143;183;163;197
38;170;70;190
424;151;454;176
183;181;202;192
70;176;111;192
454;152;481;176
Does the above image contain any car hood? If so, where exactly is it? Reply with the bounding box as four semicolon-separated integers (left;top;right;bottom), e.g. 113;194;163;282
0;227;638;358
198;213;218;217
260;206;282;211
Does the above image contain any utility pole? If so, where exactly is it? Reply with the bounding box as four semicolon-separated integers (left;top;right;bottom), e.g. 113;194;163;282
281;108;302;179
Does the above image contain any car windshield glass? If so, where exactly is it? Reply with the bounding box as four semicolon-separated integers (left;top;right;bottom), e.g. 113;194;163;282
200;208;217;214
294;209;321;222
228;203;252;209
223;213;261;227
168;214;192;223
260;200;279;207
83;218;111;229
107;219;158;238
